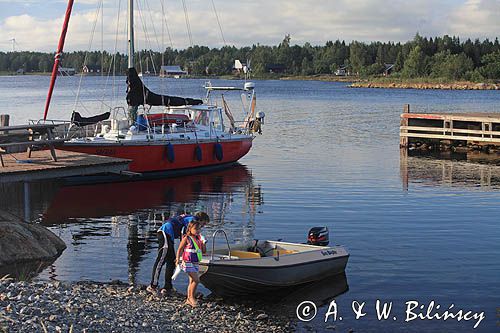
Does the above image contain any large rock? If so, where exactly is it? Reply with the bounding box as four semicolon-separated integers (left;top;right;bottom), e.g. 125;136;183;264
0;212;66;267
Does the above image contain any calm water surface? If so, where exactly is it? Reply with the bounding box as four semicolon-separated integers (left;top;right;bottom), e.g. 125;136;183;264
1;75;499;332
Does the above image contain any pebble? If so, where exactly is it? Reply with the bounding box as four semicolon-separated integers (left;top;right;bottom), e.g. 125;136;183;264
0;278;293;332
256;313;268;320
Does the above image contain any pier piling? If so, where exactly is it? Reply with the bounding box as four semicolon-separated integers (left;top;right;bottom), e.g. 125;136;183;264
400;104;410;148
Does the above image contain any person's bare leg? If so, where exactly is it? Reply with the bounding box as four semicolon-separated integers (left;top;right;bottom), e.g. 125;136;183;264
186;276;193;305
187;272;199;307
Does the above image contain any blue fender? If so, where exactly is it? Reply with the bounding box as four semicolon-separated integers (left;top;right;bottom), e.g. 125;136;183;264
165;143;175;162
214;143;223;161
195;145;202;162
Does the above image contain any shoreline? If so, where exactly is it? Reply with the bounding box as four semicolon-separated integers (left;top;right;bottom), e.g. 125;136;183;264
279;74;360;82
2;72;499;90
348;81;500;90
0;277;292;332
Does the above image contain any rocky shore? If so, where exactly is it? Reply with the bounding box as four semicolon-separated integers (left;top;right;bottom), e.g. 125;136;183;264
0;213;66;268
0;277;293;332
281;74;360;82
348;81;500;90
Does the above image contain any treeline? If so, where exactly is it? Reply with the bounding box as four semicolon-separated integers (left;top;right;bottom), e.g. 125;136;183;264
1;34;500;81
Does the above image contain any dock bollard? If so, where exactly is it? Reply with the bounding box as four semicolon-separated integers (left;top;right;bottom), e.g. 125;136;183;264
0;114;9;134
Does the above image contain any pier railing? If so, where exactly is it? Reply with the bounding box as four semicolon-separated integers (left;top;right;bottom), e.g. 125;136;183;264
400;125;500;143
400;105;500;147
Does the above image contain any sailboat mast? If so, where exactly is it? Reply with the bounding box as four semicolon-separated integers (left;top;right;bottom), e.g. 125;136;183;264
43;0;74;120
128;0;134;68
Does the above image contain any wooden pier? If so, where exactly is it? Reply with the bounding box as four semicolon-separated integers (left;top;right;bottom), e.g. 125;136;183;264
400;104;500;152
0;149;130;183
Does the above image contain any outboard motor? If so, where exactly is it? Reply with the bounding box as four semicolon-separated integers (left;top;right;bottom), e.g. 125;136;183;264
307;226;329;246
256;111;266;125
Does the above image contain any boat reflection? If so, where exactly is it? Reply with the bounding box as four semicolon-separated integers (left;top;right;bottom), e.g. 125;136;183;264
400;149;500;190
277;272;349;306
37;164;264;285
42;164;259;223
214;273;349;322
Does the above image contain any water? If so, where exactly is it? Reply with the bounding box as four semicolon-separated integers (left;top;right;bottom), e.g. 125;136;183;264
1;75;500;332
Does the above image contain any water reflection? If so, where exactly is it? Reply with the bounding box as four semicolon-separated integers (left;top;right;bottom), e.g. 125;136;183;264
272;273;348;306
0;180;60;222
36;164;264;284
221;273;349;327
400;149;500;190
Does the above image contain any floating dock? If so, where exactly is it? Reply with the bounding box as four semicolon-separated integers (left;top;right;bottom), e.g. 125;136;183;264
400;105;500;152
0;149;130;183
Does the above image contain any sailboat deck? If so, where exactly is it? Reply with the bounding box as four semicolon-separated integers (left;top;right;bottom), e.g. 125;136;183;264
0;150;130;183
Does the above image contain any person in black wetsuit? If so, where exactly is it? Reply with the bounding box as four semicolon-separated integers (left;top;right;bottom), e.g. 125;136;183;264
148;212;210;294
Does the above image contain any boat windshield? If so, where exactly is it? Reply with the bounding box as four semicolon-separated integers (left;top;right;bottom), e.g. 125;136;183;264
192;110;210;127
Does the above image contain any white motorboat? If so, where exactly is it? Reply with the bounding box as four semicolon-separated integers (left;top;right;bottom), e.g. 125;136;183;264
199;229;349;297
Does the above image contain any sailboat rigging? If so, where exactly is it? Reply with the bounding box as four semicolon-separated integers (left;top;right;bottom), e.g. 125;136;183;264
42;0;265;176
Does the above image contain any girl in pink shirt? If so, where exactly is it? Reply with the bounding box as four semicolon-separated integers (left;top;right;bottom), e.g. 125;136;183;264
176;221;206;307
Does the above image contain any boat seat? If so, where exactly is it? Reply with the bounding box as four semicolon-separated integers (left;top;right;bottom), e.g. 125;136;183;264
231;250;261;259
272;249;298;256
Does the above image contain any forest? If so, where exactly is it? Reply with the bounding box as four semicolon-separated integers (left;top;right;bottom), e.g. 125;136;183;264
1;34;499;82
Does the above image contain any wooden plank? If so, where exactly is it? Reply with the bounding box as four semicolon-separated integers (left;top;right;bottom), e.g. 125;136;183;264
402;113;445;120
402;113;500;123
400;132;500;143
0;149;130;183
401;126;500;136
0;133;32;144
0;124;57;131
0;139;66;148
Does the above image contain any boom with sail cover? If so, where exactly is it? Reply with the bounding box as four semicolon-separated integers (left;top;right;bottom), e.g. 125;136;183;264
126;68;203;107
71;111;110;127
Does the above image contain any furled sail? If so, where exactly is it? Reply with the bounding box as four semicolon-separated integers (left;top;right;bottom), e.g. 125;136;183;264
71;111;110;127
126;68;203;107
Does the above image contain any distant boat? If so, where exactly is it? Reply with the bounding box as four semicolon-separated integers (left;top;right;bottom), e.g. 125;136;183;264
137;70;154;77
57;67;76;76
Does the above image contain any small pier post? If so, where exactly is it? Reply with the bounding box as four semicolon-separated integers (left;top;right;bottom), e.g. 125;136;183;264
0;114;9;127
0;114;9;134
23;181;31;222
400;104;409;148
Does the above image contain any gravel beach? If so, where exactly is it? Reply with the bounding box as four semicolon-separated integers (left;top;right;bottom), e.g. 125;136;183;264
0;277;293;332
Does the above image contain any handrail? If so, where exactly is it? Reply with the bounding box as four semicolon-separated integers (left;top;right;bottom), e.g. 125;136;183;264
400;125;500;136
210;229;231;260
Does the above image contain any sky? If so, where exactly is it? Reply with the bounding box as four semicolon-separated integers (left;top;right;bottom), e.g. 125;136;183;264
0;0;498;52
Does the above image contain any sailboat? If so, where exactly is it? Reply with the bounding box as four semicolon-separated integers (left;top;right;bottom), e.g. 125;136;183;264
42;0;264;176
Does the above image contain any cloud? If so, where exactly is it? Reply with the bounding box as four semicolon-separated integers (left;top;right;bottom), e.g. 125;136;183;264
447;0;500;39
0;0;498;52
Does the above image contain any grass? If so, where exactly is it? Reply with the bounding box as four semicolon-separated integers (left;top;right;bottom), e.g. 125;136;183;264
0;261;48;282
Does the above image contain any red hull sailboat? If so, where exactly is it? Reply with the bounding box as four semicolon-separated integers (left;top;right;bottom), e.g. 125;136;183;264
63;137;253;173
43;0;264;176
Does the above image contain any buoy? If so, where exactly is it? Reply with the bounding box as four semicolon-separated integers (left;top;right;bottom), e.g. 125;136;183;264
214;143;223;161
195;145;202;162
165;143;175;162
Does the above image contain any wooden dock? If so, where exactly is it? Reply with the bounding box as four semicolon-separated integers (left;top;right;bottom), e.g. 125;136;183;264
400;104;500;152
0;149;130;183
